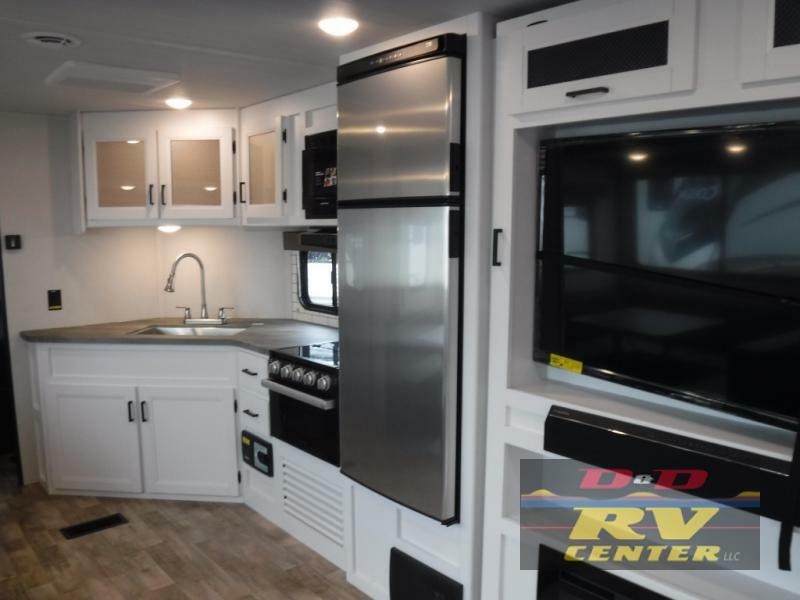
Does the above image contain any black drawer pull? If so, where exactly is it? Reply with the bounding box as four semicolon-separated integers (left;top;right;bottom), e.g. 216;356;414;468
127;401;135;423
566;86;610;99
239;181;247;204
160;184;166;206
140;401;148;422
148;184;154;206
241;368;258;376
492;228;503;267
243;409;260;418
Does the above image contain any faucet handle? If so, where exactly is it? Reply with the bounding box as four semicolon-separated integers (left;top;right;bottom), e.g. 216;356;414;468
176;306;192;321
218;306;235;321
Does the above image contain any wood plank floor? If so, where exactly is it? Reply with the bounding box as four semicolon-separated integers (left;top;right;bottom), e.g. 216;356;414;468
0;485;369;600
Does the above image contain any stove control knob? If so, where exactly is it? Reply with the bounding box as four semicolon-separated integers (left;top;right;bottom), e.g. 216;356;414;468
279;364;294;379
268;360;282;375
291;367;307;383
303;371;318;387
317;375;333;392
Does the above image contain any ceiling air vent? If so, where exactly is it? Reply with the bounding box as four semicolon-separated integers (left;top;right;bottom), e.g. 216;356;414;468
44;61;180;95
22;31;82;49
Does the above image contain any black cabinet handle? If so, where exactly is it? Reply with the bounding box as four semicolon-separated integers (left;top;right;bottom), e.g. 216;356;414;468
148;184;154;206
160;184;166;206
492;228;503;267
566;86;610;99
239;181;247;204
243;409;259;418
241;368;258;376
127;401;135;423
140;401;148;422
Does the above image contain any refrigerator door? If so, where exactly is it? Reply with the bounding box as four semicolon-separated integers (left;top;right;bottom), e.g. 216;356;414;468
337;56;462;202
338;206;460;521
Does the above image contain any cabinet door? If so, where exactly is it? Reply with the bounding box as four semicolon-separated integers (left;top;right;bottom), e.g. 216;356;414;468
158;126;235;220
43;384;142;493
84;117;158;222
240;115;285;223
139;386;238;496
238;387;269;438
519;0;697;113
741;0;800;84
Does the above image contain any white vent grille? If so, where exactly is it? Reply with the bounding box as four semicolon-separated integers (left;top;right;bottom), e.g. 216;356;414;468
22;32;82;49
281;459;345;547
44;61;179;95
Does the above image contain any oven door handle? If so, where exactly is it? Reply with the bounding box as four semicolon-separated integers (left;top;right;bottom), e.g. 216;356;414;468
261;379;335;411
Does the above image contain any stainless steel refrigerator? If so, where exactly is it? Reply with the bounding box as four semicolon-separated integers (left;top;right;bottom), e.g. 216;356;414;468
336;34;465;523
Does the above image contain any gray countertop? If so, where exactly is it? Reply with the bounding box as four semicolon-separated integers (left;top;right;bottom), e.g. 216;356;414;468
20;318;338;356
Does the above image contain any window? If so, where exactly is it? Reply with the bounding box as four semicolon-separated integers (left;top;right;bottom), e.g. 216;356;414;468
299;251;338;314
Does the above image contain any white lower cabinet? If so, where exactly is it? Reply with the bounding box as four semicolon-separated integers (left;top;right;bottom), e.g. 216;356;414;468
44;383;142;494
44;383;238;497
139;386;238;497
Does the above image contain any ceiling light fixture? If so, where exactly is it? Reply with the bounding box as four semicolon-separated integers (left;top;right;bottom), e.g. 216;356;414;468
318;17;359;37
203;186;218;192
158;225;182;234
628;152;649;162
126;139;141;144
375;125;387;134
165;97;192;110
726;143;747;155
120;185;136;191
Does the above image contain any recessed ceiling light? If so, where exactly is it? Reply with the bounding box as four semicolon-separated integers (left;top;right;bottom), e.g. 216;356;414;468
375;125;386;134
126;139;141;144
319;17;359;37
120;185;136;191
203;186;218;192
628;152;649;162
726;143;747;154
157;225;182;233
165;97;192;110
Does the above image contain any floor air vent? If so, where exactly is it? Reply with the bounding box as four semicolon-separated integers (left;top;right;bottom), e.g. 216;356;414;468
281;459;344;547
60;513;128;540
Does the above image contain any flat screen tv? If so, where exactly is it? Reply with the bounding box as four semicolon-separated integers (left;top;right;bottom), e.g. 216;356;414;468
536;122;800;430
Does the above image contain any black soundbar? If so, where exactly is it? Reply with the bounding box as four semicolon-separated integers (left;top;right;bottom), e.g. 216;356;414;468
543;405;796;526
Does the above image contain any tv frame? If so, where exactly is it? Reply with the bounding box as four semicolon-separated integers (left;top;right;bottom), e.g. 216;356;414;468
534;121;800;431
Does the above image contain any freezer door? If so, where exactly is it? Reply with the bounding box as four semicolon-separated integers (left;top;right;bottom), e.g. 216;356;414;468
338;206;460;522
337;56;462;202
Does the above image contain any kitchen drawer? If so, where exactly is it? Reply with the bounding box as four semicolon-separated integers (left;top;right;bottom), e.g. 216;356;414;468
238;351;267;392
239;387;269;438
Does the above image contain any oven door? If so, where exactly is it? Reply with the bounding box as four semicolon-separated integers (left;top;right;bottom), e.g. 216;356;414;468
264;381;339;466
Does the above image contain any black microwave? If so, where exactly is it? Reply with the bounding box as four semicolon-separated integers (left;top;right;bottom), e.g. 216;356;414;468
302;130;337;220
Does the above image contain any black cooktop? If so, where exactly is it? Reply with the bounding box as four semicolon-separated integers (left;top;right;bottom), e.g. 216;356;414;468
274;341;339;369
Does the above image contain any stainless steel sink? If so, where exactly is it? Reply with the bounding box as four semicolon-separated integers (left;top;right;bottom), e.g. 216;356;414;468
134;326;247;337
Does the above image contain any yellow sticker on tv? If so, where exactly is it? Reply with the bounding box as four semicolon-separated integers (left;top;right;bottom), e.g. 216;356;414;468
549;353;583;374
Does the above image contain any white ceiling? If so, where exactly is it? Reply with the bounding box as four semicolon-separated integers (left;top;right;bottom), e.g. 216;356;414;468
0;0;573;115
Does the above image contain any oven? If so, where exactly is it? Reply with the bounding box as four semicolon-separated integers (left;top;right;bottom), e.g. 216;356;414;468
302;130;337;220
262;342;340;466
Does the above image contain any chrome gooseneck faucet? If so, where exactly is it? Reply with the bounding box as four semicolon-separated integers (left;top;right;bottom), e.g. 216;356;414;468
164;252;209;319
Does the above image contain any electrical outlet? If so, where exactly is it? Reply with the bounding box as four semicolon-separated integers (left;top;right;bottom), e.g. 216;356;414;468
48;290;62;311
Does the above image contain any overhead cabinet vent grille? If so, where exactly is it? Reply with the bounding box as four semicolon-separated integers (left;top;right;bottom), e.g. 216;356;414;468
45;61;180;94
281;459;345;547
774;0;800;48
527;21;670;88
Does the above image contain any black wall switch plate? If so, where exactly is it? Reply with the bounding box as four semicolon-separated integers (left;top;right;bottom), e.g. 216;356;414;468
48;290;62;311
4;235;21;250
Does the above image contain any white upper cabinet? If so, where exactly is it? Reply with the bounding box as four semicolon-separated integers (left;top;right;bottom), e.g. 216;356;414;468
84;115;158;222
740;0;800;85
239;112;287;223
516;0;698;113
158;124;235;220
82;109;237;226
